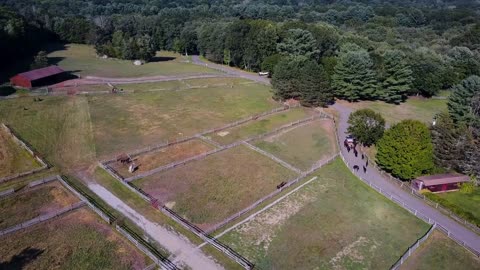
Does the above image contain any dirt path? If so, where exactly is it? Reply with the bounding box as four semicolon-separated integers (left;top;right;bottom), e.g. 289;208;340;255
87;183;224;270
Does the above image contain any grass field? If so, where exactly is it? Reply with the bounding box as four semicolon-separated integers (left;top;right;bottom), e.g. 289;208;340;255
0;181;79;230
0;207;150;270
47;44;218;78
0;96;96;169
255;119;337;171
110;139;216;178
0;127;42;178
400;230;480;270
220;158;430;269
207;108;312;145
427;187;480;226
337;98;447;124
133;145;297;229
88;83;279;157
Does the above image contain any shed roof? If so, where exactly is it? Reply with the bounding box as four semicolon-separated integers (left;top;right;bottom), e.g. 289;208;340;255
15;66;64;81
416;174;470;186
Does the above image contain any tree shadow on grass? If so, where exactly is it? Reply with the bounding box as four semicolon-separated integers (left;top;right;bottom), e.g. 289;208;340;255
150;56;176;62
0;247;44;269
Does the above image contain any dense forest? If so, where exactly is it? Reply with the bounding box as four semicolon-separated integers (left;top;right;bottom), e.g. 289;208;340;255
0;0;479;174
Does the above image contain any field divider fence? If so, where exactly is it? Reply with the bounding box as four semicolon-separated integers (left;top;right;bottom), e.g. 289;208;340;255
0;201;86;237
241;141;302;174
0;124;49;184
206;153;339;235
390;224;437;270
329;117;480;258
0;188;15;198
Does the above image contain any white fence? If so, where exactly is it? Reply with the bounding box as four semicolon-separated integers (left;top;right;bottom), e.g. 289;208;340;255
390;224;437;269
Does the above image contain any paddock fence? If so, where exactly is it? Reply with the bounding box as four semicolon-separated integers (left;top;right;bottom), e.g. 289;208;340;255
0;124;49;183
390;224;437;270
123;113;326;182
0;188;14;198
0;201;86;237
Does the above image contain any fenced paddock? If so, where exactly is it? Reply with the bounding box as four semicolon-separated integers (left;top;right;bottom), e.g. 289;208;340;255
0;207;153;270
219;158;431;270
0;124;48;183
132;144;298;230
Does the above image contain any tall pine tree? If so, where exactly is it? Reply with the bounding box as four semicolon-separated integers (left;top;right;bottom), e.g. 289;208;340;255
448;75;480;126
332;45;378;101
381;50;413;104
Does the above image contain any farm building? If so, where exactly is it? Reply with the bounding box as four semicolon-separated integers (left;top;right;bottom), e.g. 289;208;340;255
10;66;65;88
412;174;470;193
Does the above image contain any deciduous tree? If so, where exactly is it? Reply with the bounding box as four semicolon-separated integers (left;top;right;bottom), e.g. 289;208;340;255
347;109;385;146
376;120;434;180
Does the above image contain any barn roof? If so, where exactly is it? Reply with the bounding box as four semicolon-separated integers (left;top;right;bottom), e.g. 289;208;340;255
416;174;470;186
16;66;64;81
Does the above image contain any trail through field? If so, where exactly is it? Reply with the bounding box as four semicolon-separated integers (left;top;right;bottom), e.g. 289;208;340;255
51;73;233;89
87;183;224;270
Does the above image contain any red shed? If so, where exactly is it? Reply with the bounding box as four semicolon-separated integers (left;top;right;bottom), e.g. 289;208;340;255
10;66;65;88
412;174;470;193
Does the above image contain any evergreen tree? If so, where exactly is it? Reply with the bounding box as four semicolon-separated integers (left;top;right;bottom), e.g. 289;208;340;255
448;75;480;126
332;45;378;101
272;57;333;106
431;112;470;172
277;28;319;60
30;50;48;69
381;50;413;104
347;109;386;146
376;120;434;180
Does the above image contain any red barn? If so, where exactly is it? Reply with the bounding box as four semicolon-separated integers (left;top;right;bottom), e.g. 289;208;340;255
413;174;470;193
10;66;65;88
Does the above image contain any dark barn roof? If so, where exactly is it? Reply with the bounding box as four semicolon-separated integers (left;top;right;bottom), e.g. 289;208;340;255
16;66;64;81
416;174;470;187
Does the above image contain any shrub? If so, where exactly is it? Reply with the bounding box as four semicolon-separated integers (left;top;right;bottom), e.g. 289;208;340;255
460;182;475;194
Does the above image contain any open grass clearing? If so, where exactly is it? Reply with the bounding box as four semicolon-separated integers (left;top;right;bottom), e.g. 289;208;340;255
400;230;480;270
0;96;96;169
220;158;430;269
254;119;338;171
110;139;216;178
133;145;297;230
88;83;279;157
206;107;312;145
337;98;447;125
47;44;218;78
0;127;42;178
0;181;79;230
0;207;151;270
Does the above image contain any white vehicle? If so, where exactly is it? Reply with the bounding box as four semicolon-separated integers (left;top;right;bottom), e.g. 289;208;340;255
258;71;269;76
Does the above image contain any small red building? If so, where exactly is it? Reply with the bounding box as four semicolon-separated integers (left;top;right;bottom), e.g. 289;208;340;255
10;66;65;88
413;174;470;193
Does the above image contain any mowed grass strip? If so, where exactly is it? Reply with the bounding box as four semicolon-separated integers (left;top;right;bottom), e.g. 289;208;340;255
337;98;447;124
254;119;338;171
88;83;279;157
0;96;96;169
220;158;430;270
48;44;218;78
0;181;79;230
207;107;312;145
133;145;297;229
110;139;216;178
0;127;42;178
400;230;480;270
0;208;151;270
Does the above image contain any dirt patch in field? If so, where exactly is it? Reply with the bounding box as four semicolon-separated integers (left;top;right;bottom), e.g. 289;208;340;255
111;139;215;177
